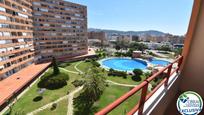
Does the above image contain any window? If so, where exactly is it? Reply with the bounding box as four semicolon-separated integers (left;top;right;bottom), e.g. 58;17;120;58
34;13;41;16
22;32;27;36
33;2;41;6
3;32;10;36
0;23;9;28
0;48;6;53
0;15;7;20
40;8;48;12
0;40;6;44
55;15;61;18
18;13;28;18
0;7;5;12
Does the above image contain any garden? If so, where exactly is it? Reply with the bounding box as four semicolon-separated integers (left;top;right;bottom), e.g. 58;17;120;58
4;53;164;115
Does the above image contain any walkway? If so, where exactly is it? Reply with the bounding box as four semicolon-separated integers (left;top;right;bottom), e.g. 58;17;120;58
74;61;84;74
67;86;83;115
59;67;79;74
27;87;83;115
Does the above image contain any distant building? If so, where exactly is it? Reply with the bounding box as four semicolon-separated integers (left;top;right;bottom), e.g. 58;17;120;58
117;35;132;43
132;35;140;42
88;31;107;46
139;34;184;44
132;51;142;58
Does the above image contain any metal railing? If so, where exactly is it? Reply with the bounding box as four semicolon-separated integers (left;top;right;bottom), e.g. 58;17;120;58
96;56;183;115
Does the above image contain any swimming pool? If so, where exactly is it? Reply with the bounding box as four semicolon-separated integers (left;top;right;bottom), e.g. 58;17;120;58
149;59;170;66
101;58;147;71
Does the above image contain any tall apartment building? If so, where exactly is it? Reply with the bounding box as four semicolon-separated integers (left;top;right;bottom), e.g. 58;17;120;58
0;0;34;80
33;0;88;62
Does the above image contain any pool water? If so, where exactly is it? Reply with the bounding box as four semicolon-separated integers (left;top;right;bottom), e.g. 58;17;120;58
102;58;147;71
149;59;169;66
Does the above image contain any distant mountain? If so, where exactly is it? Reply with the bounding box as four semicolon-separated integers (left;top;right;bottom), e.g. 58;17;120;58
88;28;166;36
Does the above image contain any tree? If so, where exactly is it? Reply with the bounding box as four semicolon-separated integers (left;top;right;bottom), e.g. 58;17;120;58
115;45;121;52
133;69;143;77
129;42;148;53
138;43;148;53
74;67;106;114
52;57;60;75
174;48;183;56
157;45;172;51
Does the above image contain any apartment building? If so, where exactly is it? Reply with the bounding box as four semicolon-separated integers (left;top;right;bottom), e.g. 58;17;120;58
33;0;88;62
0;0;34;80
117;35;132;43
88;31;107;47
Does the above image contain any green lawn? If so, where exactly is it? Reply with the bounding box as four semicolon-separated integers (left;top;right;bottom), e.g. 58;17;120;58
91;84;141;115
63;62;79;72
37;99;68;115
4;68;81;115
76;62;92;72
4;60;145;115
106;75;145;85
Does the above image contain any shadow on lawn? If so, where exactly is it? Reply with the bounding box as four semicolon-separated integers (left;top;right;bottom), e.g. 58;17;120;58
33;96;43;102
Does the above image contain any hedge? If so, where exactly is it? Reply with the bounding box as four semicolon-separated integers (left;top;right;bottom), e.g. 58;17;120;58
108;68;127;78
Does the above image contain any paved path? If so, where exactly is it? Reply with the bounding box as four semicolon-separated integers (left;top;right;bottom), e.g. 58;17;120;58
74;61;84;74
67;86;83;115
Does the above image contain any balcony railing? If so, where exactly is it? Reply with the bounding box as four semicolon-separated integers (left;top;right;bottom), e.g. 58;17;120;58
96;56;183;115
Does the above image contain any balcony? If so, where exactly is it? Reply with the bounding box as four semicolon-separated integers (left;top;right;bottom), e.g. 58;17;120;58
96;0;204;114
96;56;183;115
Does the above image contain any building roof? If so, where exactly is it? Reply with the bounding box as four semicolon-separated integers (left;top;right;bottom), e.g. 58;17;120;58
0;63;50;106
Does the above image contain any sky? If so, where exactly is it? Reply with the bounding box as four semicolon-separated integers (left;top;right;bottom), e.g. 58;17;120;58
66;0;194;35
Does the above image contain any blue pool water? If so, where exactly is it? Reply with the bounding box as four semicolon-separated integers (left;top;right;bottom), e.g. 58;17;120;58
101;58;147;71
149;59;169;66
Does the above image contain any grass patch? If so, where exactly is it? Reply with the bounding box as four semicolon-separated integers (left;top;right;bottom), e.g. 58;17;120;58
37;99;68;115
64;62;79;72
91;85;140;114
4;68;81;114
76;62;92;72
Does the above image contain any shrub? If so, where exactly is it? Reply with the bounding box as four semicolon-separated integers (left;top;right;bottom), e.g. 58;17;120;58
98;53;102;57
91;61;100;67
38;72;69;90
72;80;85;87
33;96;43;102
108;69;127;77
133;69;143;77
109;68;114;72
131;75;142;82
51;103;57;110
144;72;151;78
85;59;91;62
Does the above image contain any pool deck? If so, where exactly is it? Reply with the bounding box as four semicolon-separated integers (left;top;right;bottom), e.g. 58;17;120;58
0;62;50;107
